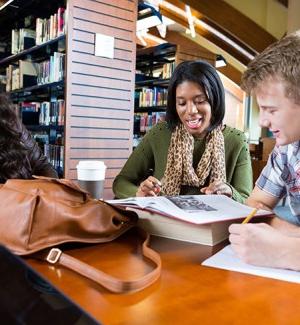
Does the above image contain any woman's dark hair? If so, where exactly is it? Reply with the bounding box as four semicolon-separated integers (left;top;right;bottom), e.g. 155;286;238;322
166;60;225;131
0;93;31;181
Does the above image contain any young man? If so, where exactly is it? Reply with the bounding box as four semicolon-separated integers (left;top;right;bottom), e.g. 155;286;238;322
229;30;300;270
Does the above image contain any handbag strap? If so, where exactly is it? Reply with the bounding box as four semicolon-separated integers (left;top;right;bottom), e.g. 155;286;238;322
43;228;161;293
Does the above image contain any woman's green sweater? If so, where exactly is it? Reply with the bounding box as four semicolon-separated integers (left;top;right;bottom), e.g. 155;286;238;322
113;122;253;203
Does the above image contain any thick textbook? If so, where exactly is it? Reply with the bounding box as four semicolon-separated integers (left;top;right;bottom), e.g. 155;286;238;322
107;195;271;246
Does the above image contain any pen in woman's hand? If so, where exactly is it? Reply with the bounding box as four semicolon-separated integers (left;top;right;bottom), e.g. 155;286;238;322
146;169;161;194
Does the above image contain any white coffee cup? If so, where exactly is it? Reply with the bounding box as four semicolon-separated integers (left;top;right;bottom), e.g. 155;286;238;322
76;160;107;199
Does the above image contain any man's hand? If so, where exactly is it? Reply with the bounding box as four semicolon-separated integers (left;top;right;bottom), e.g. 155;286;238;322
200;181;232;197
229;222;300;270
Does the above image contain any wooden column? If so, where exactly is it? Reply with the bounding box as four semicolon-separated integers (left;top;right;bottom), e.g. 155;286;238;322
64;0;137;199
287;0;300;34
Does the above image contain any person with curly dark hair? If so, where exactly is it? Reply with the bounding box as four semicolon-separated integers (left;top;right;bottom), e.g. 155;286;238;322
0;93;58;182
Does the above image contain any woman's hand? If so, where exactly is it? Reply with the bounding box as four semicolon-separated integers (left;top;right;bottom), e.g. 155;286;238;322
136;176;161;197
200;180;232;197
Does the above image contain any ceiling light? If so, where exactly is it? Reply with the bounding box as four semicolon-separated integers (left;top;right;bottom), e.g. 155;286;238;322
137;2;163;32
185;5;195;38
215;54;227;68
0;0;15;10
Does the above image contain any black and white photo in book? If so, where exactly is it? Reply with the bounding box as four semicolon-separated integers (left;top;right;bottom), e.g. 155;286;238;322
167;195;217;212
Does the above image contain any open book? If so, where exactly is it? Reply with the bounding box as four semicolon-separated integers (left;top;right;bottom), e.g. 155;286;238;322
108;195;271;246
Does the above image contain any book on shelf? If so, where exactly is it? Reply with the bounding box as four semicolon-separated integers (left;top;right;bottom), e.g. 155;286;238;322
134;113;166;134
20;101;40;125
19;60;38;88
137;87;168;107
11;65;20;90
36;52;65;85
44;143;64;174
5;64;13;91
162;62;175;79
11;29;19;55
19;28;36;52
11;28;36;54
36;7;65;45
57;7;66;36
0;74;6;92
107;195;272;246
6;54;65;90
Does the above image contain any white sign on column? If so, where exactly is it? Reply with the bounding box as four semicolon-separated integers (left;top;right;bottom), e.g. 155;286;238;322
95;33;114;59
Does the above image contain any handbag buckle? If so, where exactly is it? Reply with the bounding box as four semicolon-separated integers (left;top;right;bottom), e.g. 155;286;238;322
46;248;62;264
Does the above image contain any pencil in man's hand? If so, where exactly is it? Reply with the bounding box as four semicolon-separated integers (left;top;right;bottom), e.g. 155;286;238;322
242;208;258;224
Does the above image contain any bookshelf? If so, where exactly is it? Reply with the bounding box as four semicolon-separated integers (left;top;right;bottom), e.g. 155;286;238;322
134;43;176;146
0;0;138;199
0;0;66;176
0;35;66;66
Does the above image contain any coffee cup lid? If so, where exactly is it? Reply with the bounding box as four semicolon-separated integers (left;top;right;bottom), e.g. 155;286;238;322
76;160;106;170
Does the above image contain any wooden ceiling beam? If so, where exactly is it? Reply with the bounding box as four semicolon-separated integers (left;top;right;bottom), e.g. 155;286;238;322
277;0;288;7
168;0;277;53
218;64;242;86
160;6;251;65
148;28;243;85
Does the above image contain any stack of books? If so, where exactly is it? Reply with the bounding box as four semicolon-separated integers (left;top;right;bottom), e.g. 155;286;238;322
108;195;271;246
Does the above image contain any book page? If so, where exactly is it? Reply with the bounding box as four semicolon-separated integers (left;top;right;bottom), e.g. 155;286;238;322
202;245;300;284
108;195;271;224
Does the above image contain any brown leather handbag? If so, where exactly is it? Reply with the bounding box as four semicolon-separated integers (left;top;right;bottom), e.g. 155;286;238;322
0;177;161;293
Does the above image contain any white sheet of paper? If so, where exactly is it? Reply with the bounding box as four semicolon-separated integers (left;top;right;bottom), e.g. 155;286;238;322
95;33;114;58
202;245;300;284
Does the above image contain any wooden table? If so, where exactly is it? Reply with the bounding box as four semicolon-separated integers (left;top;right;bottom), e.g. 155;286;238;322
26;228;300;324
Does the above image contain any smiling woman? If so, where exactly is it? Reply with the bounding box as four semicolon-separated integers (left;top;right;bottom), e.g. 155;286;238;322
113;60;253;203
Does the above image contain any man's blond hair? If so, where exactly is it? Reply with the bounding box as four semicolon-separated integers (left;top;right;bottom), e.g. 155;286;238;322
241;30;300;103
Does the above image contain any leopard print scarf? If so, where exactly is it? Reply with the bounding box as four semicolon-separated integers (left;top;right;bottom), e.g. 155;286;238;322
161;124;226;195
